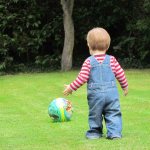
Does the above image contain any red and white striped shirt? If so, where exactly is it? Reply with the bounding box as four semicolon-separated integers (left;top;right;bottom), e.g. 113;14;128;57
70;54;128;91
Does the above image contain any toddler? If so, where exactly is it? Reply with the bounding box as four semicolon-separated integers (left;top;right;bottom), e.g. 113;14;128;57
63;27;128;140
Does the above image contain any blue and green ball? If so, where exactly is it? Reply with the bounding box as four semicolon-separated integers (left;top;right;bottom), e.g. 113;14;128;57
48;98;73;122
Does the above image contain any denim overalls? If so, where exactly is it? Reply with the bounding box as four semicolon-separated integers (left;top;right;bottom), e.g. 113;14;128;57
86;55;122;139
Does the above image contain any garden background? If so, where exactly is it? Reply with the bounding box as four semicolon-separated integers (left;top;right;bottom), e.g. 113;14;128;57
0;0;150;73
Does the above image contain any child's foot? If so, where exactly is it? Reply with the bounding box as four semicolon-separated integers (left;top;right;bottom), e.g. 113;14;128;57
107;136;121;140
86;132;101;140
86;135;100;140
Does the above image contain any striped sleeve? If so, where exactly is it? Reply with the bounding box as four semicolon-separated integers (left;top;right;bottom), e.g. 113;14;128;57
69;58;91;91
111;56;128;89
69;55;128;91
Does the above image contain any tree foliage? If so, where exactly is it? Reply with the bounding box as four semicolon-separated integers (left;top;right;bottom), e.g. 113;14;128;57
0;0;63;71
0;0;149;72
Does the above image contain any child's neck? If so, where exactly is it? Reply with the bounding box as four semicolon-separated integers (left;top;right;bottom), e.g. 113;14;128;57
90;50;106;55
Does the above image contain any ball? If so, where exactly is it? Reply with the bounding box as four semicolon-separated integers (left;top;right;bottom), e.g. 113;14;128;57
48;98;73;122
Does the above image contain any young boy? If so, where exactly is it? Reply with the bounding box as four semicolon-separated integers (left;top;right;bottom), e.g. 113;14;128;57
63;27;128;140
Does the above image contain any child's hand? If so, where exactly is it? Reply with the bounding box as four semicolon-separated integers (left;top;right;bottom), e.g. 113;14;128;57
123;88;128;96
63;84;72;96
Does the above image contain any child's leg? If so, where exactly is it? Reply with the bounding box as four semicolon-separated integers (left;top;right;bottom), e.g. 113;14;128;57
86;93;105;139
86;115;103;139
104;89;122;139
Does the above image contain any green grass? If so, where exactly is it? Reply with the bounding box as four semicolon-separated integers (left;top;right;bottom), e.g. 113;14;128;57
0;70;150;150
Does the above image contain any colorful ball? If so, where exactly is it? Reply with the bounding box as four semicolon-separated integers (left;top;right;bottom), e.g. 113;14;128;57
48;98;73;122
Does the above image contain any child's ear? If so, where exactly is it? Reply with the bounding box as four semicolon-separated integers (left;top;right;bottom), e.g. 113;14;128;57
89;49;93;55
87;43;92;50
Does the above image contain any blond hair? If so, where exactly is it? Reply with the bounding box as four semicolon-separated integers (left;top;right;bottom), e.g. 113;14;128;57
86;27;111;51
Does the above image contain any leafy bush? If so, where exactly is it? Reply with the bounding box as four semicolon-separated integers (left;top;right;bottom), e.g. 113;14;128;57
0;0;63;72
35;55;61;70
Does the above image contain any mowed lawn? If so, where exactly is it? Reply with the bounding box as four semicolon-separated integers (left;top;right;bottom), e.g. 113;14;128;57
0;70;150;150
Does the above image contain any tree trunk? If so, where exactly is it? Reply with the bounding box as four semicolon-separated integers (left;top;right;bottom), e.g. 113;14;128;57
61;0;74;71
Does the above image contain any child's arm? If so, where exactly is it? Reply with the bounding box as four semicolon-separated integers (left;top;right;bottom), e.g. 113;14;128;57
112;56;128;96
63;59;90;96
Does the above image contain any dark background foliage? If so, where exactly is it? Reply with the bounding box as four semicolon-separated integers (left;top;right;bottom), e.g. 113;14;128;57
0;0;150;72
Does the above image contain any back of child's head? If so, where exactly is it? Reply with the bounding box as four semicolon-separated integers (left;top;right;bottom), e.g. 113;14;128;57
86;27;111;51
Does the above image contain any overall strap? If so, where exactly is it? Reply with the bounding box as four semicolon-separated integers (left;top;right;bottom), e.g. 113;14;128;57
89;55;100;66
102;54;110;65
89;54;110;66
